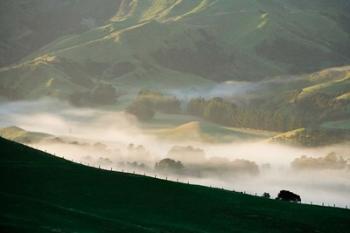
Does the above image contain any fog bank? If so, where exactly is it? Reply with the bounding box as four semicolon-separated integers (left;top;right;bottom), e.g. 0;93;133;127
0;99;349;207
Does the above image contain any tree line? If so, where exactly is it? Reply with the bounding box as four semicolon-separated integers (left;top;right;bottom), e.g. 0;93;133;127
186;97;305;132
127;90;181;120
127;90;305;131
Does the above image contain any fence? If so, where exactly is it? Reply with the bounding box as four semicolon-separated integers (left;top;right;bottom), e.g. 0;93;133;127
31;146;350;210
80;161;350;210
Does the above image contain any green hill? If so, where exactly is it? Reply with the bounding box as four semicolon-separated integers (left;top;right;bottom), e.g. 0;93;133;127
0;126;54;144
238;65;350;130
268;128;350;147
1;137;350;233
0;0;123;67
296;66;350;100
145;118;276;143
1;0;350;100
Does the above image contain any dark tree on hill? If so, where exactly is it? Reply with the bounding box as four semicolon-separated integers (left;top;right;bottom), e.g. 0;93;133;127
155;158;184;173
127;100;155;121
68;84;119;106
187;97;206;117
203;97;236;125
136;89;181;114
91;84;118;105
276;190;301;203
186;97;305;132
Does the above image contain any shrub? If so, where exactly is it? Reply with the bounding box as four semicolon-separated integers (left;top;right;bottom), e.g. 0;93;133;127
155;158;184;173
276;190;301;203
127;99;155;121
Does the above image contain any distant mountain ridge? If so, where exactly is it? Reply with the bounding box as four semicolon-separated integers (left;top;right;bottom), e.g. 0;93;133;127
1;0;350;101
0;0;123;67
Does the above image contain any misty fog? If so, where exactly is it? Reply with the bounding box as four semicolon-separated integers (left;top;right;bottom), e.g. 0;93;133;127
0;98;349;207
168;76;304;104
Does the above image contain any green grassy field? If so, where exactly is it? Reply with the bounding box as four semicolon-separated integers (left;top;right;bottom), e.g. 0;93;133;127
322;119;350;130
0;126;53;144
1;136;350;233
141;113;277;142
1;0;350;101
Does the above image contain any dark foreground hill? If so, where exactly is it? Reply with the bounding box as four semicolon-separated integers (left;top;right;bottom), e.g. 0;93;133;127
0;137;349;233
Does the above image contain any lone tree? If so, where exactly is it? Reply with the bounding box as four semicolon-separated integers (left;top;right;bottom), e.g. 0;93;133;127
155;158;184;174
262;192;270;199
276;190;301;203
127;99;155;121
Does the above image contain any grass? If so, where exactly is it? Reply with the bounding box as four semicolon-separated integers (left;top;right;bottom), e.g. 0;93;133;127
322;119;350;130
268;127;350;147
140;113;201;128
336;92;350;101
0;126;52;144
2;0;350;101
1;136;350;233
0;0;348;99
298;76;350;99
141;113;276;142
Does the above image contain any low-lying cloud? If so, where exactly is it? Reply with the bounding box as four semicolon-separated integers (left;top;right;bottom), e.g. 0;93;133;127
0;98;349;207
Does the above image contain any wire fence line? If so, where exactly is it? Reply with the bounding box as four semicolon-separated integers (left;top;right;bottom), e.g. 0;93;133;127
81;161;350;210
31;148;350;210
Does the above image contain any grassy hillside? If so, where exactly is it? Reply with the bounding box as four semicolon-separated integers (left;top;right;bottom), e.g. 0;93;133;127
1;137;350;233
0;126;53;144
268;128;350;147
138;113;276;142
238;65;350;130
296;66;350;100
322;119;350;130
0;0;123;67
144;115;276;143
1;0;350;100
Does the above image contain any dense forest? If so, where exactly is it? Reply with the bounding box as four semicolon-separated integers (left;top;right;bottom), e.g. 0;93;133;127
126;91;304;131
186;97;305;132
126;88;349;133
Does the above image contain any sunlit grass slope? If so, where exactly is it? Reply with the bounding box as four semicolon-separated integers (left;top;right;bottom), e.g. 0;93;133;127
1;137;350;233
322;119;350;130
145;115;276;143
268;128;350;147
140;113;276;142
297;66;350;100
1;0;350;100
0;126;53;144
